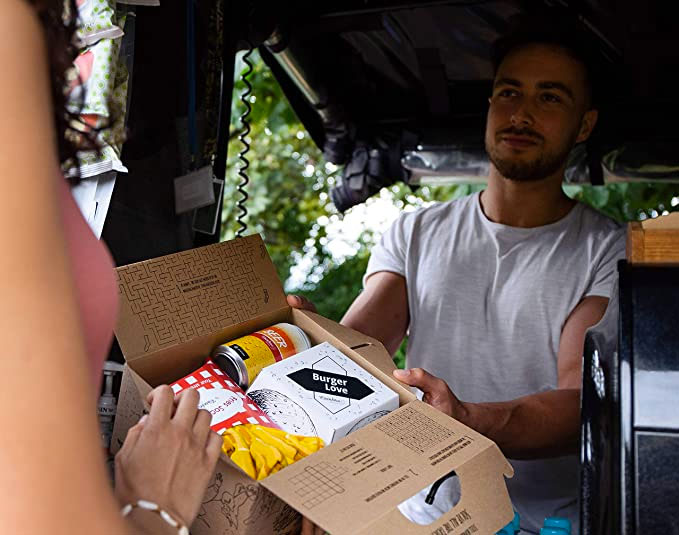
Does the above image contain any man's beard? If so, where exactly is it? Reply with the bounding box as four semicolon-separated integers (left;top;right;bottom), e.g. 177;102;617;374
485;127;575;182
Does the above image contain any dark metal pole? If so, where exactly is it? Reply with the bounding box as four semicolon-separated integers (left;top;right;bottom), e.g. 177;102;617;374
195;0;237;246
214;0;237;191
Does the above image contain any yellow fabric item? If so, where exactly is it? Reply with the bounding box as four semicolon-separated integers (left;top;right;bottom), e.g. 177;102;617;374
221;425;324;480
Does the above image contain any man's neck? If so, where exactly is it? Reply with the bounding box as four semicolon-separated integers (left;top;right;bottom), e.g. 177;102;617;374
480;166;575;228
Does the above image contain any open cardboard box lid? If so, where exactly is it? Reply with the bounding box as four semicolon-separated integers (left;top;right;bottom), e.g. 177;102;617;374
115;235;287;361
114;234;515;534
115;234;400;380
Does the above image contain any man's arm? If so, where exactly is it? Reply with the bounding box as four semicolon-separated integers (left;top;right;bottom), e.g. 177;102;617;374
288;271;409;356
340;271;409;355
394;295;610;459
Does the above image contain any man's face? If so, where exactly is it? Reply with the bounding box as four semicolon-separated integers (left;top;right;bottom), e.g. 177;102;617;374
485;43;596;182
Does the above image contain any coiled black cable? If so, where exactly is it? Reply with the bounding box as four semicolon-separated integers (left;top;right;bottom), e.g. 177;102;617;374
236;40;254;238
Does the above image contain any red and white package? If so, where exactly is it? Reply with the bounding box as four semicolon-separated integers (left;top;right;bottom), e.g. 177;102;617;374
170;359;278;435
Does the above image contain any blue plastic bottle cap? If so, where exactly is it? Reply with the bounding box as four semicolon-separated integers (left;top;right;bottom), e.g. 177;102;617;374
512;512;521;529
544;517;571;532
496;511;521;535
539;528;569;535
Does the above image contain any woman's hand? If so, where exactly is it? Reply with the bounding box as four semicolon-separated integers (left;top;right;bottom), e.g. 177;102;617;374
114;386;222;527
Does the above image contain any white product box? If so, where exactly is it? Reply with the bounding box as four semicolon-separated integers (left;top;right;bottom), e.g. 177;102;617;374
247;342;400;445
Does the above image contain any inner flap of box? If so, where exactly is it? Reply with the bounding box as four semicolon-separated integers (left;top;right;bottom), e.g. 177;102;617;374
115;234;287;363
260;400;513;535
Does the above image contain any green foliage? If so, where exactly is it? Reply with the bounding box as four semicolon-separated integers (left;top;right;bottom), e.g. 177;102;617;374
565;183;679;222
295;250;408;368
301;252;369;321
221;51;337;283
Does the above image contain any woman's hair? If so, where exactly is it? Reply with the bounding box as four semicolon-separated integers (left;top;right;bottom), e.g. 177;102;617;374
29;0;98;180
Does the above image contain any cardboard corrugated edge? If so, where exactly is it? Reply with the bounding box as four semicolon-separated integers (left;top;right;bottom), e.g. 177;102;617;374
111;365;145;454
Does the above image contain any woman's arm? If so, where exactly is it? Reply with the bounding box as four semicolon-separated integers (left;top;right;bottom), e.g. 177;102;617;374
0;2;129;533
0;3;220;533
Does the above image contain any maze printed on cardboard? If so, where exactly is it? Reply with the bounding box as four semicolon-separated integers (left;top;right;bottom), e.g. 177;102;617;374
117;240;267;351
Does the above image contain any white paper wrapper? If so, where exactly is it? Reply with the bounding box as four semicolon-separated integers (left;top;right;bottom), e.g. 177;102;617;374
66;145;127;179
76;0;124;47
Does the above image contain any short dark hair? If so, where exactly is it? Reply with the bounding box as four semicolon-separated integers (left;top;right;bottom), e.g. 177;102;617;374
29;0;102;182
491;14;602;108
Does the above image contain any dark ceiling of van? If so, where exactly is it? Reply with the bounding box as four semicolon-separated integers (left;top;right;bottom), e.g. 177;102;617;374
262;1;678;145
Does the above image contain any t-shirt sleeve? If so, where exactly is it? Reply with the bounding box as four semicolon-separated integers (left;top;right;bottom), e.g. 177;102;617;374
585;226;626;298
363;212;411;287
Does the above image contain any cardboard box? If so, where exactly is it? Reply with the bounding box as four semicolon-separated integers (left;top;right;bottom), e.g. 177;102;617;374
111;234;514;535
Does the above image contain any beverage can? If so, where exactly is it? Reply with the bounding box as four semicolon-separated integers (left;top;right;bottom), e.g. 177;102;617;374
212;323;311;388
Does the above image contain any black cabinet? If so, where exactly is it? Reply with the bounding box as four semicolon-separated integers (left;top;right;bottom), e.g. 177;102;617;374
581;261;679;534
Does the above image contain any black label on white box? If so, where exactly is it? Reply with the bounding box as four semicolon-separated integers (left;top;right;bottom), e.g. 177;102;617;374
288;368;374;400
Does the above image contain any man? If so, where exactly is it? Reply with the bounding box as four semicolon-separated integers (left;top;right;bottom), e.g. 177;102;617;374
294;20;624;535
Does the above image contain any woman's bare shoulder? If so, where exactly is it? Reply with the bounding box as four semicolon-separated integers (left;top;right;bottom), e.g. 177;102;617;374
0;0;49;100
0;0;55;184
0;0;44;44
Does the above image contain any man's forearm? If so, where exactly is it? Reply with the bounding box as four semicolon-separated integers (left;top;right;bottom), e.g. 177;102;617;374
340;278;409;355
459;389;581;459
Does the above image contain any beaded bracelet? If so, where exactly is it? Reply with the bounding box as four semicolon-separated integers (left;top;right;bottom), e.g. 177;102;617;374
121;499;189;535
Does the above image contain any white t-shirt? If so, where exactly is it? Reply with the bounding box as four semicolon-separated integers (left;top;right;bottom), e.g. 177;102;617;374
365;192;625;534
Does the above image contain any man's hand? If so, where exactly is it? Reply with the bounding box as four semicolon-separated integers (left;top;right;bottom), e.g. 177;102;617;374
287;294;317;313
395;368;583;459
393;368;468;420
